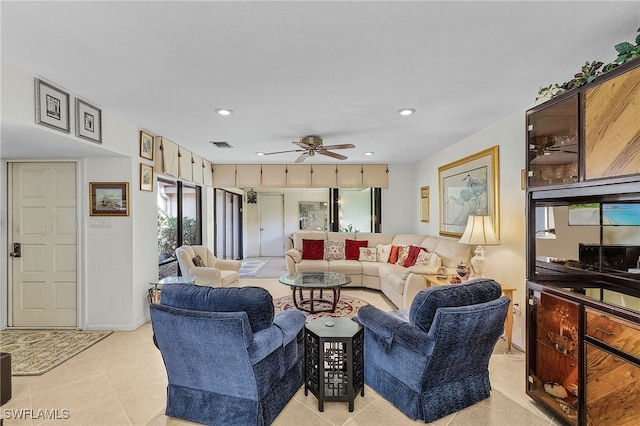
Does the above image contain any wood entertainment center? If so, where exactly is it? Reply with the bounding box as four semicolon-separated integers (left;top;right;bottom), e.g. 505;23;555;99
525;59;640;425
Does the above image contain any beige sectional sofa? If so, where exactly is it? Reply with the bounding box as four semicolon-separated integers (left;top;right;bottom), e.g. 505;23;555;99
285;231;471;309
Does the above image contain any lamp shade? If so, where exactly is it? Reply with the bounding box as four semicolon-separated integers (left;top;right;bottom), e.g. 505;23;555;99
458;216;500;246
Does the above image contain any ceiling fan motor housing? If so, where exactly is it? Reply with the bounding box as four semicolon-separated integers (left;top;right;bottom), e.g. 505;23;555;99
301;136;322;147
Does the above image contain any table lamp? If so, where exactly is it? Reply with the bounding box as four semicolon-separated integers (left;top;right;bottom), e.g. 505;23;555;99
458;215;501;278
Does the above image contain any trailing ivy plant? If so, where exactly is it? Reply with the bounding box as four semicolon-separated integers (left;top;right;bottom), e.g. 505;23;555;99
536;27;640;101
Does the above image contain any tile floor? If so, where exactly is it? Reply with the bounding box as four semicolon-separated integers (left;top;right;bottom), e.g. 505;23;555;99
3;278;559;426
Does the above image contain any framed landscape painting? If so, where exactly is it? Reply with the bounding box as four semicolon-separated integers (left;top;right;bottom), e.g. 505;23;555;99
89;182;129;216
438;146;499;238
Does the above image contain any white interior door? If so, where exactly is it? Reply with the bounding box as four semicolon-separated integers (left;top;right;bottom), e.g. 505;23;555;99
9;162;77;327
259;194;284;256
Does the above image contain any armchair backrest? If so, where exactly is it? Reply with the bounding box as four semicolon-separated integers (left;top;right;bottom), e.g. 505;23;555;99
409;279;502;332
159;284;274;333
176;244;217;268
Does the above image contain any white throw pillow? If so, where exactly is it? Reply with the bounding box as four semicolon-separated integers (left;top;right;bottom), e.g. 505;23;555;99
359;247;377;262
415;250;442;267
324;240;345;260
376;243;392;263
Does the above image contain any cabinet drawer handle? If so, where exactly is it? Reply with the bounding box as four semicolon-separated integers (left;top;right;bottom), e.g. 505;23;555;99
595;327;614;336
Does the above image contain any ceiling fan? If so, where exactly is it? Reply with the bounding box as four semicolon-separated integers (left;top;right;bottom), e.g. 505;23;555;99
529;136;578;159
261;136;355;163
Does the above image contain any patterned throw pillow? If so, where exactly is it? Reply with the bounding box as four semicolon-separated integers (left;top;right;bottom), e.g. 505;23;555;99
359;247;377;262
324;240;345;260
376;243;392;263
396;245;411;265
192;255;205;267
345;239;368;260
415;250;441;267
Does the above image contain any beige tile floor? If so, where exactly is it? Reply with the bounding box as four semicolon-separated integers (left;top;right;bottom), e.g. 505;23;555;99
3;279;559;426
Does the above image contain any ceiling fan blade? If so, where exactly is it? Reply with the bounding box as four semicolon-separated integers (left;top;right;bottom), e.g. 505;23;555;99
261;149;304;155
293;141;313;149
321;144;355;150
295;152;309;163
319;150;347;160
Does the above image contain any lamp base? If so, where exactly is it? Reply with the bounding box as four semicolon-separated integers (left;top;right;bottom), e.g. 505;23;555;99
470;245;489;278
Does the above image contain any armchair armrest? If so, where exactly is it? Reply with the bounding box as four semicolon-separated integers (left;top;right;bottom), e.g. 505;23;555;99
215;258;242;272
285;249;302;274
189;266;221;286
273;308;306;346
357;305;431;355
248;326;283;365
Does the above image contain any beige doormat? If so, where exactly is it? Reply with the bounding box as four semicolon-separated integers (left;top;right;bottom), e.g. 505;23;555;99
0;329;112;376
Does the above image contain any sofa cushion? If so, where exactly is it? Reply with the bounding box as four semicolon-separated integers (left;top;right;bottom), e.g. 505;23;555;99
355;232;394;247
378;263;406;280
409;279;502;332
392;234;428;247
293;231;326;250
296;259;329;272
324;240;345;260
361;261;387;277
329;259;362;275
359;247;377;262
345;239;368;260
396;245;411;265
402;245;423;267
302;239;325;260
376;243;392;263
415;250;440;267
432;238;472;268
389;245;399;263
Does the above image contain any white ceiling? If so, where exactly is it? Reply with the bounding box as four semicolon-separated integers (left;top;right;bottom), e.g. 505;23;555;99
2;1;639;164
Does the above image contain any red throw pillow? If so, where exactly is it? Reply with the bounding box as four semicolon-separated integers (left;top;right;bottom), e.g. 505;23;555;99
403;245;423;267
302;239;325;260
388;245;399;263
345;239;368;260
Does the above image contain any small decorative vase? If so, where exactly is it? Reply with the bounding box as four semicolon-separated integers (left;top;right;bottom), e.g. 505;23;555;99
456;262;470;282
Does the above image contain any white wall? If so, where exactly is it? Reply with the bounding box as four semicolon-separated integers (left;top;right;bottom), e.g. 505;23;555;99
413;110;528;349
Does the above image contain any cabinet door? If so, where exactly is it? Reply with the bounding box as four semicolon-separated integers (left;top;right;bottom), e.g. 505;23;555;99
527;95;579;187
586;343;640;426
527;289;579;424
584;64;640;180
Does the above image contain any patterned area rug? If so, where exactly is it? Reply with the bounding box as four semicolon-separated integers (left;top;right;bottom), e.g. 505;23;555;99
239;259;269;277
0;329;112;376
273;294;369;323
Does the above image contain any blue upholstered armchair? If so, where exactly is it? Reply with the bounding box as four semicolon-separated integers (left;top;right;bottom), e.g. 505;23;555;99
356;279;509;423
150;284;306;426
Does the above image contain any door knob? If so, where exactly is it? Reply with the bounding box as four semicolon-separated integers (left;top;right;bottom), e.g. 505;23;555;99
9;242;21;257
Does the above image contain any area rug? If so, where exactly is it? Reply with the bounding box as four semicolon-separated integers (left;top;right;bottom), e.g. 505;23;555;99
273;294;369;323
240;259;269;277
0;329;112;376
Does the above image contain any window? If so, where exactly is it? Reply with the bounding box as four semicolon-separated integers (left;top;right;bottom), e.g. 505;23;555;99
214;189;242;259
157;178;202;278
329;188;381;233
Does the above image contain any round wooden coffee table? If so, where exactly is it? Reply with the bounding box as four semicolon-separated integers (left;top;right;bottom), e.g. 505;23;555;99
278;271;351;314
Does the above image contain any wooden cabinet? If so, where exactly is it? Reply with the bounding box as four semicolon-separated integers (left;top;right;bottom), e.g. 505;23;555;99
526;59;640;426
526;59;640;189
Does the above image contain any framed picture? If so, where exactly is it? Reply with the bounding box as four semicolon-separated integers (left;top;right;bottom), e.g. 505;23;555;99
75;99;102;143
140;163;154;192
140;130;154;160
89;182;129;216
299;201;328;231
34;78;70;133
438;146;499;238
420;186;430;222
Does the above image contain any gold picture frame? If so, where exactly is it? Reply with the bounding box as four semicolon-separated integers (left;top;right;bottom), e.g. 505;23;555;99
438;146;499;238
89;182;129;216
140;163;154;192
140;130;154;160
420;186;430;222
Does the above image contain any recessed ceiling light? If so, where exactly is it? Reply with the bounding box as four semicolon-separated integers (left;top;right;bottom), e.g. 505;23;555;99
397;108;416;116
255;152;265;156
364;152;374;156
215;108;233;116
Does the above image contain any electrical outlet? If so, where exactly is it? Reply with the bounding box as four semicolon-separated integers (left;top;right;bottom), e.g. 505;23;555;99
513;302;521;316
